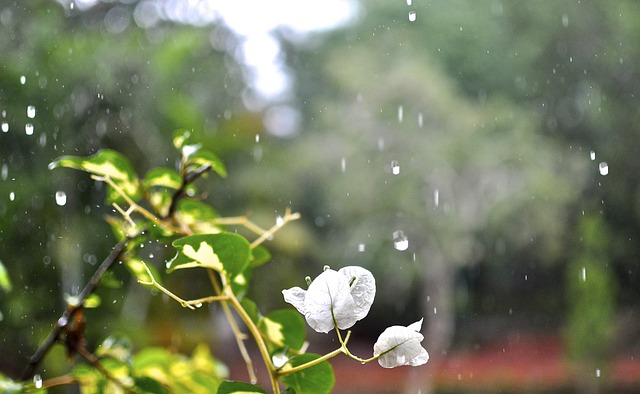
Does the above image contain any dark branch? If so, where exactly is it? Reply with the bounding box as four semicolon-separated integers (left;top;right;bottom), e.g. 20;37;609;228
164;163;212;219
21;237;130;380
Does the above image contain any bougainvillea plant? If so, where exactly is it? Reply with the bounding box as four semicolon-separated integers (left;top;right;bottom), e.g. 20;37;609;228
2;130;427;394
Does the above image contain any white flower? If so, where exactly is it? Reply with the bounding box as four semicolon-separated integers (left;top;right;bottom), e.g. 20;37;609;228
282;266;376;333
373;319;429;368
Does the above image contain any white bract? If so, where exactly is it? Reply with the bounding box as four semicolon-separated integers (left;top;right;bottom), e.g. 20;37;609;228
282;266;375;333
373;319;429;368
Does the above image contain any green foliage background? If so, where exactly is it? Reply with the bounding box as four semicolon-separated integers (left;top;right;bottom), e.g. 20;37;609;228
1;0;640;391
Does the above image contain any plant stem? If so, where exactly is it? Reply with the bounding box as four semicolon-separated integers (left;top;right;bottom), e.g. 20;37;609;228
21;238;130;380
225;286;281;394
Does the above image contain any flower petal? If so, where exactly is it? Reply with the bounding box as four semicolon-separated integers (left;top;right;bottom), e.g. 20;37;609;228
373;320;429;368
338;266;376;321
282;286;307;316
304;269;357;332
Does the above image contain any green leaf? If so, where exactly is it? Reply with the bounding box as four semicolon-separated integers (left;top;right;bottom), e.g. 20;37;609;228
134;376;168;394
240;298;262;325
143;167;182;190
187;149;227;178
125;257;161;285
250;246;271;268
49;149;141;203
168;233;250;278
217;381;267;394
0;373;24;394
97;334;133;363
64;292;101;308
173;129;193;150
175;199;222;234
0;260;12;292
260;310;306;350
280;354;334;394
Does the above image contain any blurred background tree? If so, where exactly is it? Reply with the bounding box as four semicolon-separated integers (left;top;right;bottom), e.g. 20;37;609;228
2;0;640;392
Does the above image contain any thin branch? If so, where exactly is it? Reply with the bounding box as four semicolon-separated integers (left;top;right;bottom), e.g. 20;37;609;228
206;270;256;383
137;263;196;310
21;238;130;380
249;208;301;249
165;163;212;219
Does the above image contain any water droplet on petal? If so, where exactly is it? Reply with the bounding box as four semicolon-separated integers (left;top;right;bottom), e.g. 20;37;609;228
598;162;608;176
27;105;36;119
408;11;417;22
55;191;67;206
393;230;409;251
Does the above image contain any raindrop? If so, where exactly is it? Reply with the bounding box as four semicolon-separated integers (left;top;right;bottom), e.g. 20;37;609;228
433;307;437;314
406;0;412;5
418;112;424;128
391;160;400;175
562;14;569;27
341;157;346;173
595;368;601;378
598;162;608;176
434;189;440;207
33;374;42;389
408;11;417;22
393;230;409;251
165;261;171;269
25;123;34;135
9;191;15;201
276;215;284;227
20;75;26;85
195;303;203;308
580;266;586;282
1;122;7;132
397;105;404;122
589;151;596;160
323;265;331;271
27;105;36;119
255;134;260;143
358;243;365;252
39;133;47;147
55;191;67;206
1;164;7;180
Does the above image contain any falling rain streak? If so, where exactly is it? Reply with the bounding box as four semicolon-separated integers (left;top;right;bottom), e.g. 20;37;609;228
55;191;67;206
393;230;409;251
598;162;608;176
391;160;400;175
